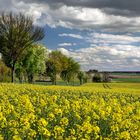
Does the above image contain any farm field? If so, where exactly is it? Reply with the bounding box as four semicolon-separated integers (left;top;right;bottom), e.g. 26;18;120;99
110;72;140;83
0;83;140;139
112;78;140;83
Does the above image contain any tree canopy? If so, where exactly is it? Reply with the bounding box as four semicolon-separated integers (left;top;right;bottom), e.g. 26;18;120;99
46;51;68;85
15;44;47;83
0;12;44;82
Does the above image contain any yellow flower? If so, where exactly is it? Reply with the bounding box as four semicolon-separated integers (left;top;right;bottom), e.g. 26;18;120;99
51;95;57;102
54;108;62;116
38;118;48;127
28;129;37;138
93;126;100;133
48;113;55;120
60;117;69;126
12;135;22;140
120;131;130;140
82;121;92;134
54;125;65;136
69;128;75;135
0;135;4;140
42;128;51;137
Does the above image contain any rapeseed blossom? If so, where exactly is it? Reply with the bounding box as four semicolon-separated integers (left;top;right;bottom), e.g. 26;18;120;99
0;83;139;139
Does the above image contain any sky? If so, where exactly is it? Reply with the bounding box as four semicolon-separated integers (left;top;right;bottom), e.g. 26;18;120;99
1;0;140;71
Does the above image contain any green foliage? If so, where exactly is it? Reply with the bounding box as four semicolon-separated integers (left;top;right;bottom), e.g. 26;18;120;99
16;44;47;83
46;51;69;85
77;71;89;85
92;72;102;82
0;59;11;82
46;60;57;84
0;12;44;82
46;51;80;85
77;71;85;85
61;57;80;84
102;72;111;82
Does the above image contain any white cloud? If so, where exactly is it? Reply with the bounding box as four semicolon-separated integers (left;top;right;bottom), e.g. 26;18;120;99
2;1;140;32
59;33;83;39
58;43;77;47
57;48;70;56
43;6;140;31
58;45;140;71
87;33;140;45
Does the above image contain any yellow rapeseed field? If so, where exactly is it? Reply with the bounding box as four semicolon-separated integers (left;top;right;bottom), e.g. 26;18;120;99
0;83;140;140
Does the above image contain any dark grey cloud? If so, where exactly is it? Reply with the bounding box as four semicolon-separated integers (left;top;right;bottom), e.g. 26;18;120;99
19;0;140;17
1;0;140;32
0;0;14;12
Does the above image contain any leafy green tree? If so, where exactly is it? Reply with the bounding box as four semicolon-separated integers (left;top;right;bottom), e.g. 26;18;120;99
0;12;44;82
0;59;11;82
92;72;102;82
77;71;84;85
102;72;111;82
46;51;68;85
83;74;88;83
46;61;57;85
16;44;47;83
61;57;80;85
15;62;25;83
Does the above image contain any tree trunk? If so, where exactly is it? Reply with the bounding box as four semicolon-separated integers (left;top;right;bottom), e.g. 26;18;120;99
52;78;56;85
23;73;27;83
54;75;57;85
80;79;82;85
73;77;75;86
27;74;34;83
19;75;23;83
52;80;56;85
66;81;69;85
11;64;15;83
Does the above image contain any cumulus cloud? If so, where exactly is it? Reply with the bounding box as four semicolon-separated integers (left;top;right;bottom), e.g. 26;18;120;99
58;45;140;71
55;31;140;71
1;0;140;31
86;33;140;45
58;43;77;47
17;0;140;16
59;33;83;39
57;48;70;56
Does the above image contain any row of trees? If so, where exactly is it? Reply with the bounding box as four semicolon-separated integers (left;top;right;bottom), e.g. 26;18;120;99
0;12;44;82
0;47;88;85
46;51;88;85
92;72;111;82
0;12;87;85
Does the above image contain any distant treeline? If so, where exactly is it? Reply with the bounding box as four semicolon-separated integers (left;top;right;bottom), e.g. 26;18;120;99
109;71;140;73
86;69;140;74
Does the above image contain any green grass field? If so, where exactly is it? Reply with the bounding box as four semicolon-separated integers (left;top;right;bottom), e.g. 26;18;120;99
112;78;140;83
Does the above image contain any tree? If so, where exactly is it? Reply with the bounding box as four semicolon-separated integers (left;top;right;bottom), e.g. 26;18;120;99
61;57;80;85
92;72;102;82
102;72;111;82
46;51;68;85
83;74;88;83
46;61;57;85
0;12;44;82
0;59;11;82
77;71;84;85
16;44;47;83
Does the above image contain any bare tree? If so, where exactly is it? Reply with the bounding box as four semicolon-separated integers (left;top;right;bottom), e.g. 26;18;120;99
0;12;44;82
